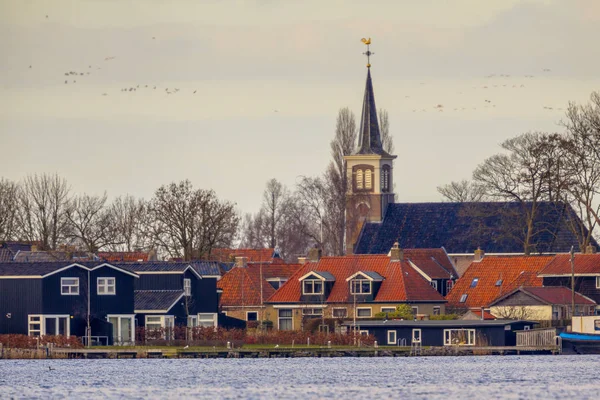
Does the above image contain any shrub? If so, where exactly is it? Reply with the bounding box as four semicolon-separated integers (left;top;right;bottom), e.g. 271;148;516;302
374;304;414;320
0;334;83;349
429;314;460;320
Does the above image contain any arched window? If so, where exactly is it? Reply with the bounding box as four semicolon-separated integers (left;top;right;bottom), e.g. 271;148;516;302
356;169;363;189
381;165;390;192
364;169;372;189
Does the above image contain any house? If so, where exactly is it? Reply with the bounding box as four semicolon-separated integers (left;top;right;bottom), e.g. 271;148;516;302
445;256;554;311
116;261;222;332
342;319;536;346
340;57;594;276
13;250;96;262
207;248;283;264
217;261;301;323
398;246;458;296
537;251;600;314
97;250;157;262
489;286;596;320
0;261;138;345
265;246;446;331
461;309;497;320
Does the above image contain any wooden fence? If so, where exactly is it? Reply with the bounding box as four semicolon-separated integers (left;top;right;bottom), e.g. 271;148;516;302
516;328;558;347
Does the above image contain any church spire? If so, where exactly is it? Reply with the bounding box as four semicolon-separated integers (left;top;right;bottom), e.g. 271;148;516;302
356;39;388;156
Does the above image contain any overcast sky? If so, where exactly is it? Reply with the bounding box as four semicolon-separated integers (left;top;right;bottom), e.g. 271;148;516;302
1;0;599;215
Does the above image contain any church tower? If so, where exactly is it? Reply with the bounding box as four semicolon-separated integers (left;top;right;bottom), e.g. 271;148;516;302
345;40;396;255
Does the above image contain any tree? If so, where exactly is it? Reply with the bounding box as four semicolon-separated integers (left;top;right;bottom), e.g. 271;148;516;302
108;195;150;252
437;180;487;202
261;179;288;249
379;108;394;154
239;211;268;249
16;173;71;250
65;192;116;252
0;178;19;241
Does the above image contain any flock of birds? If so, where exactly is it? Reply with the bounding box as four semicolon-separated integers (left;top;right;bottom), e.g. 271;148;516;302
26;14;563;115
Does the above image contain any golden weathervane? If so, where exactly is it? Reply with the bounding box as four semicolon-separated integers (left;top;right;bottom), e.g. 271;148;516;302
361;37;373;68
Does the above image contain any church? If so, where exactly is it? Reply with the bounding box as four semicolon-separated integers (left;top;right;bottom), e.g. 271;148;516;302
343;45;597;275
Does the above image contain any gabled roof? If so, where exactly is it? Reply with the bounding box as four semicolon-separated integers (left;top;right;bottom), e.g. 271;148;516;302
267;255;445;304
404;248;458;280
217;263;301;307
346;271;384;282
0;241;37;252
115;261;221;277
0;262;139;278
0;248;15;262
461;309;497;320
355;202;596;255
134;290;184;313
445;256;554;309
299;271;336;282
538;253;600;276
490;286;596;306
13;250;96;262
98;251;149;262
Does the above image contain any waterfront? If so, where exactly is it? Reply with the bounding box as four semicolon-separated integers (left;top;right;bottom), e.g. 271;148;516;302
1;355;599;399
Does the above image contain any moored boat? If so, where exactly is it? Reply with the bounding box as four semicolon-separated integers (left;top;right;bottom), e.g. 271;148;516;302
560;316;600;354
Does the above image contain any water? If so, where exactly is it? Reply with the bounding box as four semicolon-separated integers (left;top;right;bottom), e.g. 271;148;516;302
0;355;599;399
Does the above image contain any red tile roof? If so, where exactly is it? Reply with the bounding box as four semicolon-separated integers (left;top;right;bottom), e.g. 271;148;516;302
98;252;149;262
404;248;458;279
446;256;554;309
209;248;280;263
491;286;596;306
463;309;497;320
538;254;600;276
217;263;301;307
266;254;445;304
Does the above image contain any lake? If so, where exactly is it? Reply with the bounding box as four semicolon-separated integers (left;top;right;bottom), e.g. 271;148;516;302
1;355;599;399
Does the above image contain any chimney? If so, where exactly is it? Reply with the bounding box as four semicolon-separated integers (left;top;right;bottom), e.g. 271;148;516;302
390;242;403;262
31;244;38;252
480;307;485;321
234;256;248;268
585;244;597;254
308;247;321;263
474;247;485;262
148;248;158;261
297;257;308;265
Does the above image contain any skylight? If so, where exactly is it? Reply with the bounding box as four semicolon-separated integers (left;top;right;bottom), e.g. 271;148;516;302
459;294;468;303
495;279;503;287
470;278;479;288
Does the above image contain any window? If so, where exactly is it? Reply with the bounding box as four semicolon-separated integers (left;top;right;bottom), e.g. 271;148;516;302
198;313;217;328
430;280;438;290
470;278;479;288
188;315;198;327
28;315;42;336
411;307;418;316
333;308;348;318
364;169;372;189
412;329;421;343
433;307;441;316
108;315;134;345
356;169;363;189
356;308;372;318
302;308;323;316
267;278;287;290
97;278;115;295
28;315;70;337
350;279;371;295
596;276;600;289
446;280;454;292
444;329;475;346
146;316;165;331
495;279;503;287
278;309;293;330
246;311;258;321
459;294;468;303
359;330;369;336
381;166;390;192
303;279;324;295
184;278;191;296
381;307;396;314
387;330;397;345
61;278;79;295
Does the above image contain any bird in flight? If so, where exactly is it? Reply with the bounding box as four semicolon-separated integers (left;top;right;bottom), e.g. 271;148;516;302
193;90;197;94
105;56;116;61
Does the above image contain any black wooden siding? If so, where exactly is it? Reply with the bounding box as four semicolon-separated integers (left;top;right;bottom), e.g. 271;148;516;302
136;274;181;290
0;279;43;334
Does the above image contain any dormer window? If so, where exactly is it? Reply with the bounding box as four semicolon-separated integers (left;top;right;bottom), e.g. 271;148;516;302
350;278;371;295
303;279;323;295
364;170;372;189
356;169;363;189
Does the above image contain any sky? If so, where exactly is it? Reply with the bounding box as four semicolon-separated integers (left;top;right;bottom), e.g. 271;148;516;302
1;0;600;215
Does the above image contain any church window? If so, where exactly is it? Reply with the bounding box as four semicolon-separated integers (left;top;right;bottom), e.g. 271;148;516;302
364;170;372;189
356;169;363;189
381;166;391;192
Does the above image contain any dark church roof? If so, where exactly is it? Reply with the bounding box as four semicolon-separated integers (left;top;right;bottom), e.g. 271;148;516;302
355;69;393;157
355;202;597;255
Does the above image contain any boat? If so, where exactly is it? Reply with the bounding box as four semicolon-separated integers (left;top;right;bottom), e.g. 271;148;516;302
560;316;600;354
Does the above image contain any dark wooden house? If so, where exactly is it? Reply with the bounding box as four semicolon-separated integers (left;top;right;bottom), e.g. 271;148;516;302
343;320;536;347
0;262;138;344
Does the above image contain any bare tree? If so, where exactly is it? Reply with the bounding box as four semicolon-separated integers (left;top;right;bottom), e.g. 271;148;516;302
0;178;19;241
437;180;487;202
261;179;288;249
239;211;268;249
16;173;71;250
379;108;394;154
108;195;150;252
66;192;116;252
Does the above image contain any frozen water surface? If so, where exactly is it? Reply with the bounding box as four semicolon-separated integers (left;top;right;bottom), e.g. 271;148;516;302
0;355;599;399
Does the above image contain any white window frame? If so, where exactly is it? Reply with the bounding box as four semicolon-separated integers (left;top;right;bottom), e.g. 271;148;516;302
350;279;372;295
198;313;217;328
107;314;135;345
184;278;191;296
188;315;198;327
356;307;372;318
302;279;324;295
459;294;468;303
359;330;369;336
433;306;441;316
302;308;323;316
356;169;363;189
446;280;454;292
278;309;293;330
246;311;259;321
381;307;396;313
387;330;397;345
364;169;372;189
61;277;79;295
97;277;116;295
412;328;422;344
430;280;438;290
444;329;476;346
145;315;175;339
28;314;70;337
332;308;348;318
